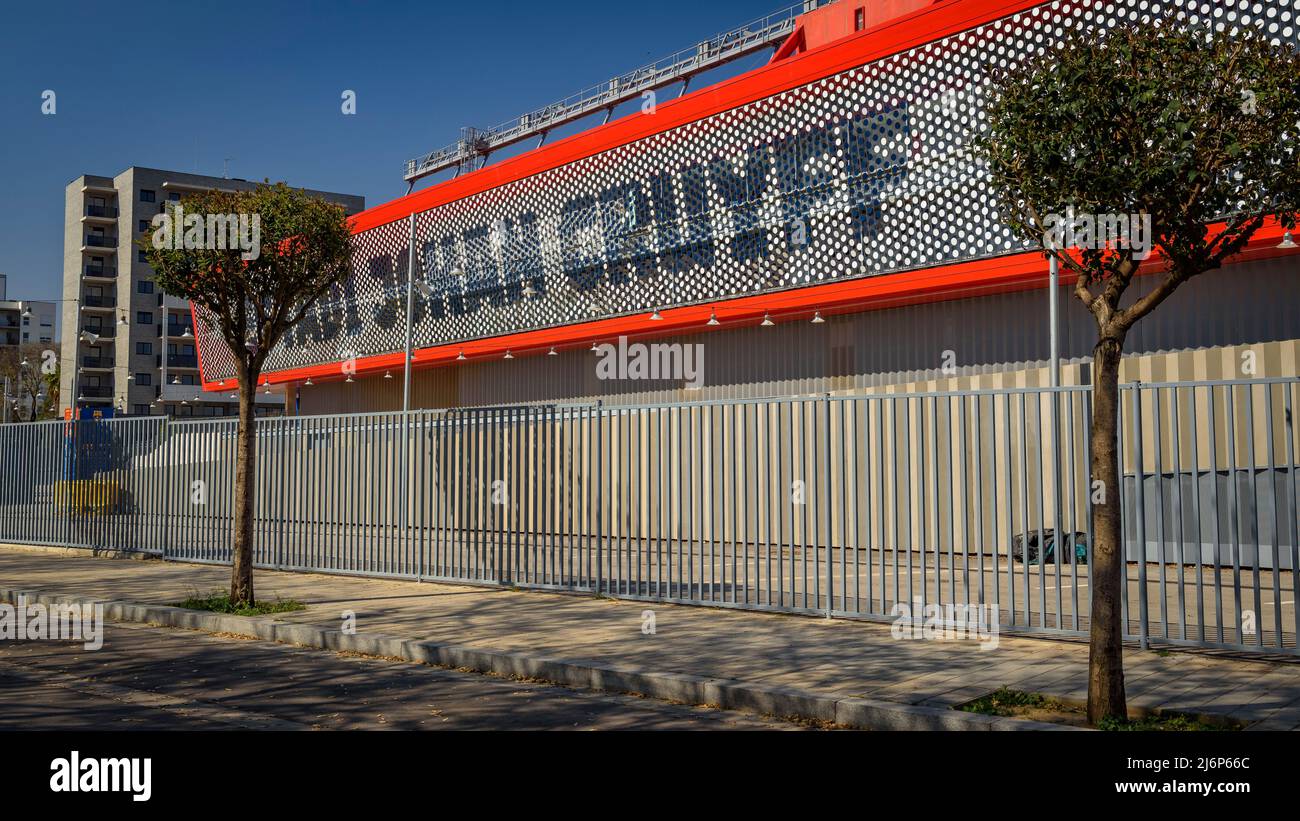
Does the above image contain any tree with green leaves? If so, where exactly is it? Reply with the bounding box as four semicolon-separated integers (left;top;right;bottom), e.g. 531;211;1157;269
978;18;1299;723
141;182;353;605
0;343;59;422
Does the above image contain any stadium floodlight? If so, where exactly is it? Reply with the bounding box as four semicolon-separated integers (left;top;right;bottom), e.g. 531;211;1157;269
79;330;100;344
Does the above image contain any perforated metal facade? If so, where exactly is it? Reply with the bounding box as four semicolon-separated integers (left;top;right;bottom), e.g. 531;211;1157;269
195;0;1300;385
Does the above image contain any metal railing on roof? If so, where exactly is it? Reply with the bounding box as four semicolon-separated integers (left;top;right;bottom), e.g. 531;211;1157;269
403;0;831;186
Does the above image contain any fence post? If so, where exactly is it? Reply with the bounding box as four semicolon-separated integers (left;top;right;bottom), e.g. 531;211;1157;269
596;400;603;595
823;393;832;619
162;416;172;559
1130;382;1150;650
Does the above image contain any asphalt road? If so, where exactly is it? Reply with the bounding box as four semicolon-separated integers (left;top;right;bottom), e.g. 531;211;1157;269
0;621;808;731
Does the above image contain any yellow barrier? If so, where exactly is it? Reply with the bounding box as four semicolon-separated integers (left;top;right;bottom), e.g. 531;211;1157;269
51;480;124;515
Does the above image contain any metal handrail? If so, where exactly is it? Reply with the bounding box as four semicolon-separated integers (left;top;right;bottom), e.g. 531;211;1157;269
404;1;831;183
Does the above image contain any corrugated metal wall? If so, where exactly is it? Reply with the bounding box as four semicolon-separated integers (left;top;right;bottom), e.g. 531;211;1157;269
296;255;1298;414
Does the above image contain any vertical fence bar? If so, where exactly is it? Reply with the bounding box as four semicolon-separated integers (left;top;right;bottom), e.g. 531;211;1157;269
1131;384;1150;649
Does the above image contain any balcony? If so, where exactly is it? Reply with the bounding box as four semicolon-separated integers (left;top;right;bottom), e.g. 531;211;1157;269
79;324;114;339
83;204;118;219
165;323;194;338
81;295;117;309
81;356;115;369
167;353;198;368
77;385;114;400
83;235;117;248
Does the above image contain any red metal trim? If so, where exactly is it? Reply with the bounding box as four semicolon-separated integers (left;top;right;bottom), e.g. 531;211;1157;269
202;0;1056;391
205;220;1296;391
197;0;1299;392
768;24;806;63
347;0;1050;234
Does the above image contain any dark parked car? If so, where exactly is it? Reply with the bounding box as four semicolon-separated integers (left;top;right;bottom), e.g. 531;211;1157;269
1011;529;1089;565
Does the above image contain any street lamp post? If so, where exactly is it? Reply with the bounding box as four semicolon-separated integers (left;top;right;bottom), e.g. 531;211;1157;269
402;214;416;413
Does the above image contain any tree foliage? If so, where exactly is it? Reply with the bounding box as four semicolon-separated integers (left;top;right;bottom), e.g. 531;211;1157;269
142;181;353;381
979;17;1299;331
0;343;59;422
977;15;1299;724
139;181;354;604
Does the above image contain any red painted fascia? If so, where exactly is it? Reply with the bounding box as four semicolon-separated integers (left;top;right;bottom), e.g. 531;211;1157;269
203;219;1296;391
768;25;806;63
346;0;1051;234
203;0;1056;392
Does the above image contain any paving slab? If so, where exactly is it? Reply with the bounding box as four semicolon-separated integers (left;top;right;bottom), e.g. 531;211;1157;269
1;544;1295;729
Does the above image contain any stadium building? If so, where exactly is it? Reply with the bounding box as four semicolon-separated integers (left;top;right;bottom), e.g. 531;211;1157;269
194;0;1300;413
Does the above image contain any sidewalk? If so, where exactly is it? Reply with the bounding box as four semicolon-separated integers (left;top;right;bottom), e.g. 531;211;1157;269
2;544;1297;729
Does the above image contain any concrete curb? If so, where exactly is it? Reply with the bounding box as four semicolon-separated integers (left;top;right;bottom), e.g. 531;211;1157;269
0;542;160;561
0;585;1086;732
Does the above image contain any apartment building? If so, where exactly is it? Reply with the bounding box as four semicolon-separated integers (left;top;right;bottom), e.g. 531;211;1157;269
0;274;56;349
60;168;364;418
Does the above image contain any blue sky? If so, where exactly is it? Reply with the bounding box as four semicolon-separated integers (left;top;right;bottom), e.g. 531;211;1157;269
0;0;779;303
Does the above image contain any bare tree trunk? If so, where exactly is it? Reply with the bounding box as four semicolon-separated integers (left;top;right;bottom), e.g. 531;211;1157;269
230;379;258;605
1087;333;1128;724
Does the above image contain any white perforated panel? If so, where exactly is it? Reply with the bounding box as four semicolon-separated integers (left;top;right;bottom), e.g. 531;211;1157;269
196;0;1298;383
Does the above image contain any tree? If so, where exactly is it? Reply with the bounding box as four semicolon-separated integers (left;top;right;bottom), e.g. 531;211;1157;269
141;182;353;605
978;17;1300;723
0;343;59;422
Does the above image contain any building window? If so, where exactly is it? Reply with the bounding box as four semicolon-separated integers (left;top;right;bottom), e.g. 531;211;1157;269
137;280;154;294
138;249;149;263
133;404;150;416
136;342;153;355
140;189;155;203
135;373;152;387
168;192;181;201
854;7;865;30
139;219;151;233
136;311;153;325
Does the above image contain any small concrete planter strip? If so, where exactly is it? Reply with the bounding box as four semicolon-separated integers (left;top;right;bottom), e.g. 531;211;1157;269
0;586;1085;732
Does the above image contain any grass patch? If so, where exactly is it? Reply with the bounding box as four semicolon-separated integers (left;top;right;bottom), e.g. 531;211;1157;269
959;687;1231;730
960;687;1057;717
1096;713;1227;732
171;590;305;617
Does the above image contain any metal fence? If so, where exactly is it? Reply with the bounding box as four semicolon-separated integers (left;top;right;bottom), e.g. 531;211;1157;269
1;377;1296;653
